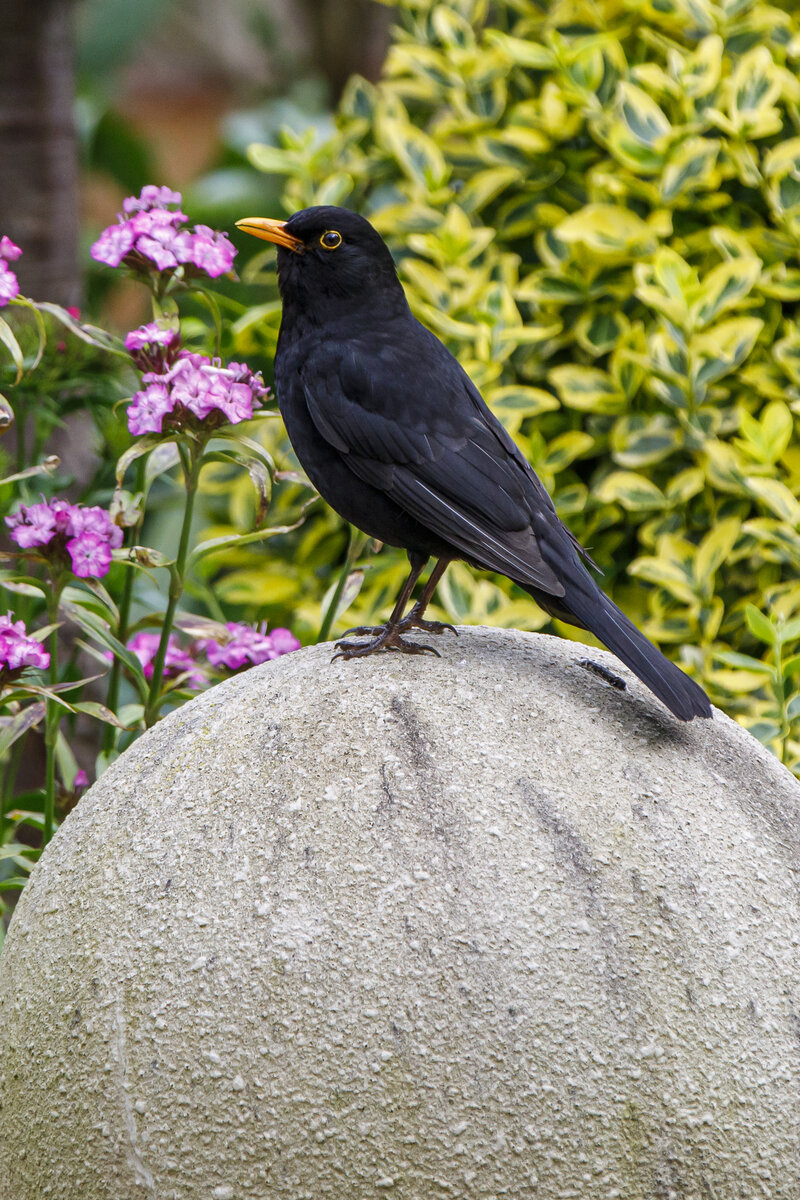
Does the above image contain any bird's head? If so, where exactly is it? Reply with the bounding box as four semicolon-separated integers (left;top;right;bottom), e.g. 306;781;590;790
235;206;407;321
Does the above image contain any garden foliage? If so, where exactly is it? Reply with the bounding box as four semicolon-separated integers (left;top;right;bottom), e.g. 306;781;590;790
235;0;800;769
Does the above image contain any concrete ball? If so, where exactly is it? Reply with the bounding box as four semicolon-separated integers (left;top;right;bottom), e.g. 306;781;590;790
2;628;800;1199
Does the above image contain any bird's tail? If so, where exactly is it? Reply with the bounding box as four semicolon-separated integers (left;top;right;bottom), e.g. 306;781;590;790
530;582;712;721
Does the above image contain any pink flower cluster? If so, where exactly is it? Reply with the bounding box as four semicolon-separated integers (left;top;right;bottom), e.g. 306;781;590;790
91;186;236;278
198;622;300;670
6;499;123;579
127;347;268;437
127;632;207;689
0;236;22;307
0;615;50;677
126;621;300;689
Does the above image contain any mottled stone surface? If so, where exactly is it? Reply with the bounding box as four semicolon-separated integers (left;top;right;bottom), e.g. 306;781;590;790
1;627;800;1199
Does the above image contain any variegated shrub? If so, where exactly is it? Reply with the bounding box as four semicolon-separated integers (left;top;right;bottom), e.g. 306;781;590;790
232;0;800;769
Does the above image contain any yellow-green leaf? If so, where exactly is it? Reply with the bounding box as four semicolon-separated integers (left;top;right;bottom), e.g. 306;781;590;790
661;137;720;202
487;385;560;419
548;365;625;414
557;205;654;256
617;81;670;147
692;317;763;386
540;431;594;474
694;518;741;588
689;257;761;329
746;476;800;525
595;471;665;510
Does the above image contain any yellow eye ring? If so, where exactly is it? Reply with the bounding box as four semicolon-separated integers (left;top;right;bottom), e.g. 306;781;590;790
319;230;342;250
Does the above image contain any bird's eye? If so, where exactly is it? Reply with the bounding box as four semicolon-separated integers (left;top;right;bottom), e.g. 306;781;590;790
319;230;342;250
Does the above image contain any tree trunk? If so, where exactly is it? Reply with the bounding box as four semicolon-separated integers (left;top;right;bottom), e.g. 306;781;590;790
297;0;392;102
0;0;80;307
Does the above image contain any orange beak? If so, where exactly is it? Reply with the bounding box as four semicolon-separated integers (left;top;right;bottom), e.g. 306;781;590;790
235;217;304;253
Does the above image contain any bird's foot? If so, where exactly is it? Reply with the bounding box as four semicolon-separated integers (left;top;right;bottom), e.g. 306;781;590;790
332;622;442;661
403;612;458;638
333;601;457;660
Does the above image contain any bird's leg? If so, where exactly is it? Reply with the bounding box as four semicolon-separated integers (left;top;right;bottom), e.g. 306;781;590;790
334;555;450;659
394;557;456;637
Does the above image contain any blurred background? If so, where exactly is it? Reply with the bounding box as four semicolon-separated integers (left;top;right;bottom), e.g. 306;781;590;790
0;0;391;316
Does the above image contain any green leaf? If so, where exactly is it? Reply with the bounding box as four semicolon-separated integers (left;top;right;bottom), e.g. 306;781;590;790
0;456;60;488
0;701;46;757
628;556;697;605
205;449;272;527
487;385;560;419
0;314;24;383
736;401;793;465
729;46;781;132
694;518;740;588
557;205;654;256
746;476;800;525
690;258;761;329
680;35;723;98
665;467;705;505
35;303;128;358
116;434;167;485
188;518;306;566
714;650;772;674
661;137;720;202
484;30;555;69
548;365;625;414
595;471;665;511
691;317;763;387
745;603;777;646
60;603;147;700
382;120;449;190
71;701;130;729
540;431;593;474
611;414;680;468
617;81;670;147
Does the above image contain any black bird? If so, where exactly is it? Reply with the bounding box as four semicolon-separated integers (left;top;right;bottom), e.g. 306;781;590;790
236;206;712;721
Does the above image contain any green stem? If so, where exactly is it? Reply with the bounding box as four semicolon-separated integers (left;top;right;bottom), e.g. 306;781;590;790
43;586;62;845
0;722;24;840
143;446;200;726
103;459;147;754
317;526;365;644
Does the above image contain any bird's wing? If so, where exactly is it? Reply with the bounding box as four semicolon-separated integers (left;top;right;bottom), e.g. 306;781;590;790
299;336;570;596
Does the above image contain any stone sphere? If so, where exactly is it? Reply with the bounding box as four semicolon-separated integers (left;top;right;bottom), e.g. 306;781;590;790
2;628;800;1199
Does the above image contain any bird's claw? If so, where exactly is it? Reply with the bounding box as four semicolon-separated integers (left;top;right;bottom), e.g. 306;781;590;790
332;629;441;660
408;617;458;637
339;623;385;639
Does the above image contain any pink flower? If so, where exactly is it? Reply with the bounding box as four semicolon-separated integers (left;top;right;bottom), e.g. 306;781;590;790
0;615;50;676
91;185;237;281
170;363;217;419
0;236;22;263
124;322;177;353
69;505;124;549
190;227;236;277
214;380;254;423
198;622;301;671
67;531;112;578
269;627;301;656
125;352;267;435
127;631;206;688
73;769;89;790
91;223;135;268
0;261;20;307
6;501;59;547
6;498;122;579
123;186;183;214
127;381;173;435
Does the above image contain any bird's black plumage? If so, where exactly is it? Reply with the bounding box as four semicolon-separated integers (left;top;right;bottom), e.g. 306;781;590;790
239;205;711;721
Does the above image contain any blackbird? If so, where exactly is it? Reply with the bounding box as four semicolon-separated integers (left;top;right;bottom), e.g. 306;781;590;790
236;206;711;721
